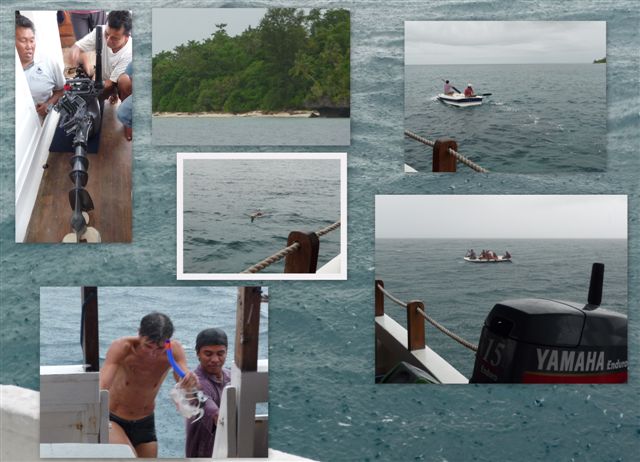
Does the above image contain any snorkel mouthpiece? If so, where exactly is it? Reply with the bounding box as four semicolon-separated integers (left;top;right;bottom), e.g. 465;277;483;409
165;339;186;378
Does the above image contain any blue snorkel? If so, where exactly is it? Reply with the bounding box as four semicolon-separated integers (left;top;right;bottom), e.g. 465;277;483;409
164;339;186;378
165;339;207;422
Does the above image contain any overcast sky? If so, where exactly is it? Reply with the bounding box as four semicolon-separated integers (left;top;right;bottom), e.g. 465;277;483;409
152;9;266;56
405;21;606;65
375;195;626;239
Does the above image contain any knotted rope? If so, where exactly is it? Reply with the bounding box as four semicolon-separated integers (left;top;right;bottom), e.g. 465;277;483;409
242;221;341;274
404;130;489;173
446;147;489;174
376;283;478;352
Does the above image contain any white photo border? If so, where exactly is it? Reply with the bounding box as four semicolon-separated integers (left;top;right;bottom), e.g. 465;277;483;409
177;152;347;280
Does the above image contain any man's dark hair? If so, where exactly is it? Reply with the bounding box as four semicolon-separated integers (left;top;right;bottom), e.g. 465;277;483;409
196;328;228;352
15;13;35;33
107;10;132;36
139;312;173;343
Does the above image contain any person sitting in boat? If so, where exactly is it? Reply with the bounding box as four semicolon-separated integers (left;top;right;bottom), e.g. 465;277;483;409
464;84;475;97
504;250;511;259
466;249;477;259
443;80;454;95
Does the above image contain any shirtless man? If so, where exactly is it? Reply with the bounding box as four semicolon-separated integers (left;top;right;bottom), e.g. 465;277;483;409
100;312;198;457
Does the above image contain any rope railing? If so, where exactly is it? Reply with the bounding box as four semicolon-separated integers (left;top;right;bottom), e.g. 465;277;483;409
404;130;435;147
242;241;301;274
446;147;489;174
404;130;489;173
375;282;478;352
416;306;478;352
315;221;341;237
242;220;340;274
376;282;409;308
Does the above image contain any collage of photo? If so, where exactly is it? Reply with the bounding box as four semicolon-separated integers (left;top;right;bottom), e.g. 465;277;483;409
2;3;636;462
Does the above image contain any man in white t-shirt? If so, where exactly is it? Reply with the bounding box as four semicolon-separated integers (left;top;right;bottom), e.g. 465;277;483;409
15;14;65;119
70;10;132;104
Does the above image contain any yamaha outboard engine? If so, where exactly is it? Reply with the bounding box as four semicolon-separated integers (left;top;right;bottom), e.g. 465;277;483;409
54;26;104;242
471;263;627;383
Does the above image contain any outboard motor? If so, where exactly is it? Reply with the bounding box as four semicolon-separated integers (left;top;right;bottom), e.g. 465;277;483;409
471;263;627;383
54;26;104;243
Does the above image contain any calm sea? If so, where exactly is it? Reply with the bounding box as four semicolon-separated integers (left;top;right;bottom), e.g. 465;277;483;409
1;1;638;461
182;158;341;274
40;286;269;458
152;117;351;146
375;239;627;377
405;64;607;173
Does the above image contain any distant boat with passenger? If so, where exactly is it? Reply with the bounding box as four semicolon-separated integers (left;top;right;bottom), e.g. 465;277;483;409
463;249;512;263
437;92;485;107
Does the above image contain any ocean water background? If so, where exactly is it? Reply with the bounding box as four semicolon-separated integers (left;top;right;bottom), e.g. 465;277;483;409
1;1;638;462
182;158;341;274
405;63;607;173
153;117;351;146
376;239;627;377
39;286;269;458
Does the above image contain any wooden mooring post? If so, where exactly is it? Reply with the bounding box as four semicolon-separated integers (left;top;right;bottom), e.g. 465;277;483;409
80;286;99;372
375;280;385;316
284;231;319;273
235;286;262;371
433;139;458;172
407;300;425;351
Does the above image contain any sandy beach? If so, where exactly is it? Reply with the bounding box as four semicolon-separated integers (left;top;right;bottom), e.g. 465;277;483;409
153;110;320;118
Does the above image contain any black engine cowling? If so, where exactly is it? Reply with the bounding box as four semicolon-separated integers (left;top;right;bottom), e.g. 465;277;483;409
470;263;627;383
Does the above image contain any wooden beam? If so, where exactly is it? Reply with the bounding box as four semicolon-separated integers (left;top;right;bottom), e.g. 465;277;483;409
81;286;99;372
284;231;319;273
433;139;458;172
235;287;262;371
406;300;425;351
375;280;385;316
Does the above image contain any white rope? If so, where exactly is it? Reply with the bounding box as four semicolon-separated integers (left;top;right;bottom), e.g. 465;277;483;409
376;283;408;308
404;130;435;147
416;307;478;352
242;242;300;273
241;220;340;273
315;221;340;237
447;147;489;173
376;283;478;352
404;130;489;173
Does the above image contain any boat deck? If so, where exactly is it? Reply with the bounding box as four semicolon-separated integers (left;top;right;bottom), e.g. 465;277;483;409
24;102;132;243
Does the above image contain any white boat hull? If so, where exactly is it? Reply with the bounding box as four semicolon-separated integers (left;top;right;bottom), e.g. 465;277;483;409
437;93;483;107
464;256;512;263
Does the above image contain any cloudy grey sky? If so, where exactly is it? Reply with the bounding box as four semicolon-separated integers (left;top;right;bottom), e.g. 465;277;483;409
375;195;626;239
405;21;606;65
152;9;266;56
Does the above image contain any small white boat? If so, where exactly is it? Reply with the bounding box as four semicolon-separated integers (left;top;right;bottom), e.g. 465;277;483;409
437;92;484;107
463;255;512;263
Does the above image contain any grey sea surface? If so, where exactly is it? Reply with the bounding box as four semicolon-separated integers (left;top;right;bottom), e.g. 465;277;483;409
1;1;639;462
182;158;341;274
376;239;627;378
40;286;269;459
153;116;351;146
405;63;607;173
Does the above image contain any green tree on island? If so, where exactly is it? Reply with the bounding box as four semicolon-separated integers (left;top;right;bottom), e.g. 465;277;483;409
152;8;350;115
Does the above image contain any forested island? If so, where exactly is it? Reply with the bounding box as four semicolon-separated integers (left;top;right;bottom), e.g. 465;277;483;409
593;57;606;63
152;8;350;117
